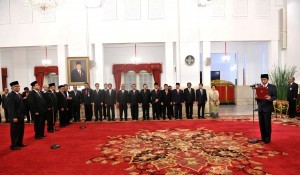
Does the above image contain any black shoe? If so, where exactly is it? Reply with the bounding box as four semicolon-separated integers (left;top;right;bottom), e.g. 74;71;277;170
95;119;98;121
264;140;270;144
48;130;54;133
19;144;27;147
26;121;30;123
125;118;128;121
120;118;123;121
201;117;206;119
10;146;21;150
35;137;43;140
108;119;111;121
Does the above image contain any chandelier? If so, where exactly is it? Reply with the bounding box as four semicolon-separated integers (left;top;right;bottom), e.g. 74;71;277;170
42;47;52;67
221;42;231;63
197;0;212;7
21;0;63;13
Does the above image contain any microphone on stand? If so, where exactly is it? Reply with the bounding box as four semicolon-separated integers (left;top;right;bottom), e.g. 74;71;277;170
249;83;262;88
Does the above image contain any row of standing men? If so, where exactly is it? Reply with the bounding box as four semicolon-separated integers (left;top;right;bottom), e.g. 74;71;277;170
6;81;208;150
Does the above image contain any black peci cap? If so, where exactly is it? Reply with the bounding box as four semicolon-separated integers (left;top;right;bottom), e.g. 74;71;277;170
30;81;38;87
10;81;19;87
260;74;269;79
49;83;55;87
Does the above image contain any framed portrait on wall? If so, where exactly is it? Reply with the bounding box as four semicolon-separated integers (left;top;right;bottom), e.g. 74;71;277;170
67;57;90;85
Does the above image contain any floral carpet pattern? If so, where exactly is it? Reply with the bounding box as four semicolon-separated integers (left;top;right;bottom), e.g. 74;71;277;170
87;128;287;174
219;115;300;127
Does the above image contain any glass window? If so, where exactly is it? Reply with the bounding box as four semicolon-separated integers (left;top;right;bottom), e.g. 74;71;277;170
123;71;153;90
124;71;137;91
139;72;153;90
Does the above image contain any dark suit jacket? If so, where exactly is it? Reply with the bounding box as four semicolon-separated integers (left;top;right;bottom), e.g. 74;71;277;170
2;94;9;109
70;90;82;105
151;89;162;104
287;82;298;101
57;91;68;110
161;90;172;105
196;89;207;104
140;89;151;105
43;91;58;111
105;89;116;105
71;69;87;82
21;92;29;107
117;90;129;105
28;90;47;115
7;92;24;121
184;88;195;103
129;90;140;105
93;89;105;105
81;88;93;105
257;84;277;113
172;89;184;104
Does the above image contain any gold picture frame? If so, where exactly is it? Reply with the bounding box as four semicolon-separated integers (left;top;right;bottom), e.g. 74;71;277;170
67;57;90;85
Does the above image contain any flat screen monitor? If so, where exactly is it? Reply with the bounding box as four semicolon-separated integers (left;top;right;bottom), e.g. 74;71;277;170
200;71;221;83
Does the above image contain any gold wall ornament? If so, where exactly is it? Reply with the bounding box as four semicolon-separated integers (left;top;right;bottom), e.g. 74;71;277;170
185;55;195;66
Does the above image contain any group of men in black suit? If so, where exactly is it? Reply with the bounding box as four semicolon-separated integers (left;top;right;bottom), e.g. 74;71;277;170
81;82;208;121
5;80;80;150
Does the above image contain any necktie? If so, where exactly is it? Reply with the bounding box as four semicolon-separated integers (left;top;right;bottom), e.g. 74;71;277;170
155;90;157;94
38;91;42;98
18;93;21;99
177;89;179;94
85;89;88;95
166;91;168;95
74;91;77;96
189;88;191;94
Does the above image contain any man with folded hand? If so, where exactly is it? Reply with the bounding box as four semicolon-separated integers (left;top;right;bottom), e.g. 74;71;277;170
7;81;27;150
28;81;47;140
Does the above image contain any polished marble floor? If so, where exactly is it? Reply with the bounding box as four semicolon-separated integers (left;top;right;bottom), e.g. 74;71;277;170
219;104;254;116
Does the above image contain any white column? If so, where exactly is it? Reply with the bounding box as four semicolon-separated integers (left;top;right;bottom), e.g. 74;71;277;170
237;53;244;85
175;42;181;83
268;40;279;70
0;52;2;91
13;48;28;87
165;42;175;86
57;45;67;85
202;41;211;87
94;43;104;85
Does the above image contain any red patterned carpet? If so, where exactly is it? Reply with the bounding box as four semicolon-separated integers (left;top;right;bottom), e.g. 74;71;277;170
0;119;300;175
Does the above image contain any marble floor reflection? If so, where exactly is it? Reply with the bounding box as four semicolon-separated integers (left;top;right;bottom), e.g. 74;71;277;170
219;105;254;116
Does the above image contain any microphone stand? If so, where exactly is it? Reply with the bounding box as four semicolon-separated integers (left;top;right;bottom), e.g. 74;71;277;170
49;93;60;149
248;86;258;144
